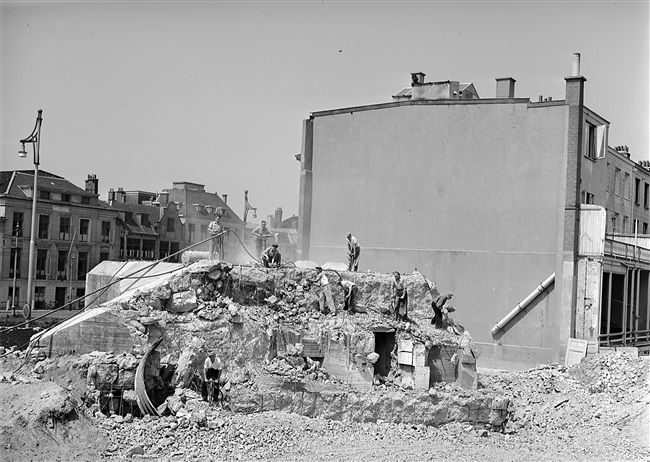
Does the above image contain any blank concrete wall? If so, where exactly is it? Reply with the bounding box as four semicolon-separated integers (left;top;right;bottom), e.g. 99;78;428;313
306;101;569;367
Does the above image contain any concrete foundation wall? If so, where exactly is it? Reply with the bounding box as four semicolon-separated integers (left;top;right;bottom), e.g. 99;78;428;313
304;101;568;367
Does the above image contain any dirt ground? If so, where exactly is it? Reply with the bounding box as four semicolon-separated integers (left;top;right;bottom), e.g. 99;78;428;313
0;350;648;462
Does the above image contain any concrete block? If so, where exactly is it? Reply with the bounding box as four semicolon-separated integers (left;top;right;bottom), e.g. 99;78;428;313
456;359;478;390
413;343;427;367
414;366;430;390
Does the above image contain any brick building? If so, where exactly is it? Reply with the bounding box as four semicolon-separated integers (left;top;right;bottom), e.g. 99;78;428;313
0;171;119;309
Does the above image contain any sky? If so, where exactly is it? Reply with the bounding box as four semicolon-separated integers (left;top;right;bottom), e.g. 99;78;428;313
1;1;648;222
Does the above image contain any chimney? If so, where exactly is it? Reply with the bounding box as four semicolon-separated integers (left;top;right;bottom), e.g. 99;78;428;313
495;77;516;98
572;53;581;76
275;207;283;226
157;191;169;207
85;174;99;195
222;194;228;205
117;187;126;202
108;188;115;202
410;72;426;86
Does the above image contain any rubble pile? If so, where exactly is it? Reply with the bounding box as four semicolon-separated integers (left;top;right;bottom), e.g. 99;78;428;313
480;351;649;439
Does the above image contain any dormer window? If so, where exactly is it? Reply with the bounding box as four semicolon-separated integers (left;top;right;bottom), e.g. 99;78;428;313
40;190;51;200
62;194;71;203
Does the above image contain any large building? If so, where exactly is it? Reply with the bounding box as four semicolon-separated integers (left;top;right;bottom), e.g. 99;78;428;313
0;171;120;310
298;55;649;369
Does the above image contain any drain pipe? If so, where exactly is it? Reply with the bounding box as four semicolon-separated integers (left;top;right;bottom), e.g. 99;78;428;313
491;273;555;336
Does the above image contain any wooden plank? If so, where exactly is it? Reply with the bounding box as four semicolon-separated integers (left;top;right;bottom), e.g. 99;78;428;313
565;338;588;365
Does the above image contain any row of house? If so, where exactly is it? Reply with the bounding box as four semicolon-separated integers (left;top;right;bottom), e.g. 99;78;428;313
0;174;294;311
297;55;649;369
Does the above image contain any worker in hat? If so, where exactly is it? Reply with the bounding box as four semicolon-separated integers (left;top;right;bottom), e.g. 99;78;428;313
261;243;281;268
202;350;224;402
338;277;358;313
346;233;361;272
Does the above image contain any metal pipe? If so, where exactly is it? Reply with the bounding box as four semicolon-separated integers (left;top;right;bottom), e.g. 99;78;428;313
491;273;555;336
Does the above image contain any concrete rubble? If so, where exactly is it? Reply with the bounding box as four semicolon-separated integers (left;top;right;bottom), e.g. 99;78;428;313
33;260;509;429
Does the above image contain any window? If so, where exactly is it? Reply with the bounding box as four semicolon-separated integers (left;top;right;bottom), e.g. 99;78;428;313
40;190;50;200
79;219;90;242
81;196;90;204
8;287;20;307
35;287;45;309
585;122;597;159
59;217;71;240
582;191;594;205
624;173;630;199
644;223;648;234
645;184;649;208
38;215;50;239
57;251;68;280
9;247;21;278
101;221;111;243
77;288;85;309
12;212;24;237
635;178;641;204
623;216;629;232
143;240;155;260
201;224;208;241
36;249;48;279
77;252;88;280
614;168;621;195
170;242;180;262
127;237;140;259
61;194;71;203
188;223;196;243
612;213;619;233
584;121;606;160
159;241;170;260
167;217;175;232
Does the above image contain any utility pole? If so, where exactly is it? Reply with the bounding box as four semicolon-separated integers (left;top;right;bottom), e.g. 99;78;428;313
11;226;19;317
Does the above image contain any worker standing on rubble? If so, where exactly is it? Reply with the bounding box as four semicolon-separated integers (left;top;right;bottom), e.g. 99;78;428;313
391;271;408;321
202;350;224;402
338;278;358;312
208;215;224;261
312;266;336;314
432;292;453;328
261;244;282;268
346;233;361;271
252;220;271;257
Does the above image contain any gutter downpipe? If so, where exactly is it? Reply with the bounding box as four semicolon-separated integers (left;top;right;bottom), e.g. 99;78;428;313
491;273;555;336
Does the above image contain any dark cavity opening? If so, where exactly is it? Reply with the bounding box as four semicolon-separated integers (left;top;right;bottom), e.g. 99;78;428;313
373;332;395;377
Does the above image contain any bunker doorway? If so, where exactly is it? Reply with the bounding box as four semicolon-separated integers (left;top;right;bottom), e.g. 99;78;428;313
373;331;395;377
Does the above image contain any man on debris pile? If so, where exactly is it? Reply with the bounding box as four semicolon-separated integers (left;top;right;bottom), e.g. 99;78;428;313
432;292;453;328
261;244;281;268
252;220;272;257
391;271;408;321
208;215;224;261
338;278;358;313
346;233;361;272
202;350;224;402
311;266;336;314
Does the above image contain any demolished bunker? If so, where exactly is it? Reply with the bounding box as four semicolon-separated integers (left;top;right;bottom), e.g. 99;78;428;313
32;261;511;428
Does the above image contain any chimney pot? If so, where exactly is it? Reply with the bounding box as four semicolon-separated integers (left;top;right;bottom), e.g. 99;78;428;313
222;194;228;205
572;53;581;76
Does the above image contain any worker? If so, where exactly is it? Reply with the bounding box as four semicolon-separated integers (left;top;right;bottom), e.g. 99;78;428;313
338;278;358;312
432;292;453;328
311;266;336;314
208;215;224;261
202;350;224;402
346;233;361;272
261;244;281;268
252;220;272;257
391;271;408;321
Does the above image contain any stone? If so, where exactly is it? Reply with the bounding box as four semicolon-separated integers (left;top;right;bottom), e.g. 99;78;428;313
170;290;198;313
126;445;145;457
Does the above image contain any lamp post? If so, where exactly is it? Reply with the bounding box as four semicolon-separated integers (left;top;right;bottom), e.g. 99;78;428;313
19;109;43;320
11;226;19;317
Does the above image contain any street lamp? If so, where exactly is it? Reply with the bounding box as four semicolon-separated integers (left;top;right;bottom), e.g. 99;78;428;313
19;109;43;320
